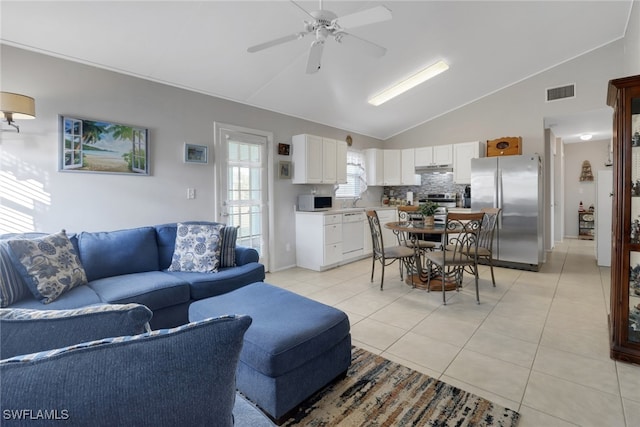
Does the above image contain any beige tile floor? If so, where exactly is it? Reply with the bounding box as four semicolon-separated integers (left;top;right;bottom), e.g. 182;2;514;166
265;239;640;427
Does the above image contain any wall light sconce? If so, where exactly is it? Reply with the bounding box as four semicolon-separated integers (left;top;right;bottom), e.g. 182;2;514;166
1;92;36;133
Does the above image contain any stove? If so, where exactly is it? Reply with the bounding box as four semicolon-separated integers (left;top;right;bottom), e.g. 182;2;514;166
420;193;458;208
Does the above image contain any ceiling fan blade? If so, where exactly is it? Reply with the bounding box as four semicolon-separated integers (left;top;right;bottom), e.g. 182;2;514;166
247;32;307;53
306;40;324;74
335;32;387;58
333;5;392;30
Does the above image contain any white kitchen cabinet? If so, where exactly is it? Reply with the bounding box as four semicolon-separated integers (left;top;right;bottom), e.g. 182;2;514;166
295;212;342;271
336;140;347;184
401;148;420;185
292;134;323;184
415;145;453;167
453;141;484;184
292;134;346;184
322;138;337;183
365;148;384;186
383;150;401;185
434;145;453;165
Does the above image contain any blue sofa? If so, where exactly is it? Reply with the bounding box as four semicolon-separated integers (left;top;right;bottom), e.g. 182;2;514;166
0;304;273;426
0;222;266;329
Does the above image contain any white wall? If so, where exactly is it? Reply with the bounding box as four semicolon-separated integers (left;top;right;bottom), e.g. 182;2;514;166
563;139;611;238
0;45;383;271
623;1;640;76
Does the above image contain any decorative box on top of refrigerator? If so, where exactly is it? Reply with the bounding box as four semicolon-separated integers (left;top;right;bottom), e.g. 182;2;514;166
486;136;522;157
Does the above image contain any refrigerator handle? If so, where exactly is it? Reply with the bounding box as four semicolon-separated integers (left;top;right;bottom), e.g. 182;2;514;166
493;170;499;208
497;169;503;229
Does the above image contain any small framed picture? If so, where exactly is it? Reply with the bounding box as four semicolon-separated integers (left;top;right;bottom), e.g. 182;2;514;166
278;143;290;156
279;161;292;179
184;143;208;164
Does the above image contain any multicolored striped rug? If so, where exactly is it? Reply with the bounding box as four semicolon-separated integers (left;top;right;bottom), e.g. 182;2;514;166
282;347;520;426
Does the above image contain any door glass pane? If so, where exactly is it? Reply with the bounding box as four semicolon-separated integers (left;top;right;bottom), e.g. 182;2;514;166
226;138;264;256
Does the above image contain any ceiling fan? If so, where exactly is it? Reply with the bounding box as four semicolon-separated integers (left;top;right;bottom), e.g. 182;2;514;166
247;0;392;74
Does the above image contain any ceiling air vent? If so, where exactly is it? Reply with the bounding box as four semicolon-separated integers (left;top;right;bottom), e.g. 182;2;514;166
546;84;576;102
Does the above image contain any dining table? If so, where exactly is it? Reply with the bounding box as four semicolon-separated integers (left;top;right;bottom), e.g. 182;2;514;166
384;220;458;291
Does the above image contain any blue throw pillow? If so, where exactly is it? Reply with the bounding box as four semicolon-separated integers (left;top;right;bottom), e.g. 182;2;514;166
220;226;238;268
6;231;87;304
0;241;29;307
168;223;225;272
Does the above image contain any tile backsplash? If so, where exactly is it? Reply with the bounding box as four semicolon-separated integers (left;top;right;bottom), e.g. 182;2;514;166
384;172;468;202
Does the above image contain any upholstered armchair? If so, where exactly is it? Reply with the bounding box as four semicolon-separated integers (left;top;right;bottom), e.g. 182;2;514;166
0;304;272;426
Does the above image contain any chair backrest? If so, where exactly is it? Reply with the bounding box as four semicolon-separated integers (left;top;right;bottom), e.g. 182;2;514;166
445;212;485;262
478;208;501;251
366;210;385;255
397;206;421;222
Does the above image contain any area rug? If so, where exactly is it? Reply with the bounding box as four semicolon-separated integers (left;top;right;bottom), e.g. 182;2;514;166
281;347;520;427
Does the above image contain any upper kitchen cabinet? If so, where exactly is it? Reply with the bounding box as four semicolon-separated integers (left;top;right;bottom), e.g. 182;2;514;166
383;150;401;185
453;141;485;184
365;148;404;186
401;148;420;185
608;74;640;364
415;145;453;167
336;140;347;184
365;148;384;186
292;134;347;184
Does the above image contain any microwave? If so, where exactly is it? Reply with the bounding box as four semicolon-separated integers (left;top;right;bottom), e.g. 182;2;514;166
298;195;332;211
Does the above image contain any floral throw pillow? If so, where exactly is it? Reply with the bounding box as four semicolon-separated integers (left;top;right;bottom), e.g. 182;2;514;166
168;223;225;273
6;231;88;304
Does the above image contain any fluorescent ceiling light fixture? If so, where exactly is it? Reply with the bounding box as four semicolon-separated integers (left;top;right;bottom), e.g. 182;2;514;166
580;134;593;141
368;60;449;106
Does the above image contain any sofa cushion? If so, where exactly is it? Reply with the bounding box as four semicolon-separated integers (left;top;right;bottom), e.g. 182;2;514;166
78;226;159;282
166;262;266;300
168;223;225;273
0;303;152;359
9;284;102;310
6;231;88;304
220;226;238;267
1;315;252;427
88;271;190;311
0;241;29;307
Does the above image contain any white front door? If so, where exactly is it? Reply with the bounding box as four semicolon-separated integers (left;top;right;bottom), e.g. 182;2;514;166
214;123;271;270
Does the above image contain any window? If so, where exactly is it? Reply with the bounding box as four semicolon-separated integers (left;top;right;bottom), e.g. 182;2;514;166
336;150;367;198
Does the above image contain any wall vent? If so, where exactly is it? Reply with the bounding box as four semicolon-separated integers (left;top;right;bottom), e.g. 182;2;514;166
546;84;576;102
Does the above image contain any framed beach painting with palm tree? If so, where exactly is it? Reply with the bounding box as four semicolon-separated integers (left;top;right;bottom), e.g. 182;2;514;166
59;116;149;175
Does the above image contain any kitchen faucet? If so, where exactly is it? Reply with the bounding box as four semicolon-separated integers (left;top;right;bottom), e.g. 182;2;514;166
352;197;361;207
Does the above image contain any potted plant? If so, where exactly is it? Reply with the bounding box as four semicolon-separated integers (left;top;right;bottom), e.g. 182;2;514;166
418;201;439;226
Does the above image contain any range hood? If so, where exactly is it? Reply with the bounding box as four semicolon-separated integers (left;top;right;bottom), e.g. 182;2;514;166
415;164;453;173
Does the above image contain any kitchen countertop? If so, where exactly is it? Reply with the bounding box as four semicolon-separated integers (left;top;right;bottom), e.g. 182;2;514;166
296;206;397;215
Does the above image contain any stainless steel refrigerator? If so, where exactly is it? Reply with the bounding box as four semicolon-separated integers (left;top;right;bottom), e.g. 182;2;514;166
471;155;543;271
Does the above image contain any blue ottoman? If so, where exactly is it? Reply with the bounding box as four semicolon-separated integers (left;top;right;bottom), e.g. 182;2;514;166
189;282;351;423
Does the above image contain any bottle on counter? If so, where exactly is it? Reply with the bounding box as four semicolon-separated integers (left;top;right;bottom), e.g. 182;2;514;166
579;201;584;212
382;195;389;205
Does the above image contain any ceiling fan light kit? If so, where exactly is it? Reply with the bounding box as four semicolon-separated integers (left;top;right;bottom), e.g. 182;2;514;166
247;1;392;74
368;60;450;106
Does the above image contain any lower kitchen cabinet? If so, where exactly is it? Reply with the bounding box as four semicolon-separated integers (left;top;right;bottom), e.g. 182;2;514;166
295;210;368;271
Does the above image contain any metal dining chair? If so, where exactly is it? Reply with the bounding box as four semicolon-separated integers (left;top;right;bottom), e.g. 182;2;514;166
477;208;501;286
366;210;415;290
424;212;484;304
396;206;438;257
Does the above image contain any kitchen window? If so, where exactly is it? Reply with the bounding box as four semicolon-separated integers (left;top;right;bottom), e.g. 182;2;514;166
336;150;367;198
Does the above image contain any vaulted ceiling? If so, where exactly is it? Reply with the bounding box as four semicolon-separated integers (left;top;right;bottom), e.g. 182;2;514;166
0;1;633;140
